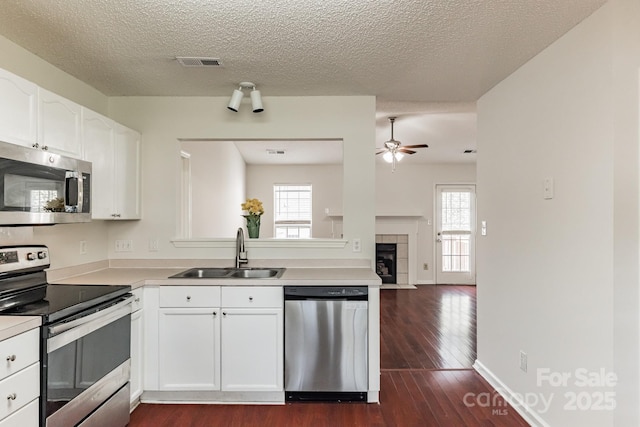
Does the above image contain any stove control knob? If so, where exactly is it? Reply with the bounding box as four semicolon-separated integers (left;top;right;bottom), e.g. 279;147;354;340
26;252;36;261
37;251;47;260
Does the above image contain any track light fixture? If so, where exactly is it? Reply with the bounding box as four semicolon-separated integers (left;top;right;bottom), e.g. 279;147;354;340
227;82;264;113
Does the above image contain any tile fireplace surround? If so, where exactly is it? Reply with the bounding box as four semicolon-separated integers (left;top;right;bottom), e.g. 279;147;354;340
376;234;408;285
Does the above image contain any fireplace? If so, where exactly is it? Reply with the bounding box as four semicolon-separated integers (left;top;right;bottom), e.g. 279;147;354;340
376;243;397;284
375;234;409;285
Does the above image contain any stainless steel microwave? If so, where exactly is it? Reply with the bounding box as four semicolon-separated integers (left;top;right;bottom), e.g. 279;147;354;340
0;140;91;225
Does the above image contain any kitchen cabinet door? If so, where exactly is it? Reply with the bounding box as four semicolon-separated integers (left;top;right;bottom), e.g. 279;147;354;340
83;109;141;220
37;87;82;158
82;108;115;219
220;308;283;392
113;124;141;219
158;308;220;391
130;290;144;406
0;68;38;147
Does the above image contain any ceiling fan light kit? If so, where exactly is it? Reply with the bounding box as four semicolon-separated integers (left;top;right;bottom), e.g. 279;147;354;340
377;116;428;172
227;82;264;113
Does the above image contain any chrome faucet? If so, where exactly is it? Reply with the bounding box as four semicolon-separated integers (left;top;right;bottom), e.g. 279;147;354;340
236;227;248;268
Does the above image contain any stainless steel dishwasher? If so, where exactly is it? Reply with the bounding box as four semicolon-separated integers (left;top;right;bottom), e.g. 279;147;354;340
284;286;368;402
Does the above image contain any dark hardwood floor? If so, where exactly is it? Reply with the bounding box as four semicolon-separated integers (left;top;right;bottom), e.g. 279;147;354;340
130;286;529;427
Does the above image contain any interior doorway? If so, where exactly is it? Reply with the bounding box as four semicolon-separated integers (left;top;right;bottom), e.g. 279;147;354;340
435;184;476;285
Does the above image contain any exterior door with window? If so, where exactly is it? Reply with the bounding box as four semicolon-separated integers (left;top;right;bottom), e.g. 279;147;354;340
435;185;476;285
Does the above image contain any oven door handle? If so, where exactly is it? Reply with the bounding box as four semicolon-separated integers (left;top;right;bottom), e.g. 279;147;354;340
47;295;133;353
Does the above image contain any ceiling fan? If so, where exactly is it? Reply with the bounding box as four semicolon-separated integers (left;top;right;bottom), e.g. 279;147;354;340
376;116;428;171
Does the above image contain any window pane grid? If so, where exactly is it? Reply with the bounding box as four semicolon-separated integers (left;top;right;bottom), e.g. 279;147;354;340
274;184;312;238
441;191;471;232
441;235;470;272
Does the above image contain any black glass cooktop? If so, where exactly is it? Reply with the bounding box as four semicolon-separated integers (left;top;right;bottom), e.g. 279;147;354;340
1;284;131;324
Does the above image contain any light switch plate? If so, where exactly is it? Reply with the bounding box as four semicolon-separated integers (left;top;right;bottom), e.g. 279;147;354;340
352;238;361;253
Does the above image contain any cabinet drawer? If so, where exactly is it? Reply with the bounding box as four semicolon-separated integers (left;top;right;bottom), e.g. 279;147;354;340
222;287;282;308
0;363;39;421
0;398;38;427
131;288;144;312
0;329;39;382
159;286;220;308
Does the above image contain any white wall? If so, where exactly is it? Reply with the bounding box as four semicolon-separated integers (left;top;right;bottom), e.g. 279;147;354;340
375;163;476;284
108;96;376;261
181;141;246;237
476;0;639;425
246;164;343;239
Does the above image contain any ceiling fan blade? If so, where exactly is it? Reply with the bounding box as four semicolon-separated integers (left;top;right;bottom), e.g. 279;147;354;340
402;144;429;149
397;148;416;154
376;149;387;155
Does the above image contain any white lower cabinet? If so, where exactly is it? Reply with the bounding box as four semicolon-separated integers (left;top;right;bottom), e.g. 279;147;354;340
130;288;144;406
0;399;39;427
157;286;221;391
0;328;40;426
220;287;283;392
153;285;283;398
158;308;221;390
220;308;283;391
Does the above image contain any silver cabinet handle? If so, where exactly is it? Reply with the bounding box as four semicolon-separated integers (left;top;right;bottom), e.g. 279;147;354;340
42;145;48;151
213;311;217;316
32;143;39;149
6;355;15;362
7;393;16;401
186;296;191;301
248;296;253;301
134;297;141;303
222;312;227;316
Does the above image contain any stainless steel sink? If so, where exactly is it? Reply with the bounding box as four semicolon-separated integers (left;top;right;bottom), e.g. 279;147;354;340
171;268;233;278
169;267;285;279
229;268;284;279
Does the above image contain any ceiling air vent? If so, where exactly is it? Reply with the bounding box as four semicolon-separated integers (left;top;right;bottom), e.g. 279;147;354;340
463;149;477;154
267;149;286;155
176;57;223;67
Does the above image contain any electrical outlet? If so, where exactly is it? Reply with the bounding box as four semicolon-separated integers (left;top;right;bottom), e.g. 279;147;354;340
520;350;528;373
352;238;361;253
80;240;87;255
423;263;429;270
149;238;159;252
115;240;133;252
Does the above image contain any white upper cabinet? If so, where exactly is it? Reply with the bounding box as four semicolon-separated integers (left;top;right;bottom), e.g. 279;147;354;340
0;66;141;220
0;68;38;147
113;124;141;219
37;87;82;158
82;108;141;220
82;108;115;219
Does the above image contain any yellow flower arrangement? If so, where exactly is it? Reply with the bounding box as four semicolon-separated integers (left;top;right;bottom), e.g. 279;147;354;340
241;198;264;217
241;198;263;238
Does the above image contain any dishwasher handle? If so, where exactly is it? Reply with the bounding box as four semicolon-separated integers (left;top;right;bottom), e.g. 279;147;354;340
284;286;368;301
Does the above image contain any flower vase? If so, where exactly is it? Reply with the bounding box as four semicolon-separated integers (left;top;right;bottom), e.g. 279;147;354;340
246;216;260;238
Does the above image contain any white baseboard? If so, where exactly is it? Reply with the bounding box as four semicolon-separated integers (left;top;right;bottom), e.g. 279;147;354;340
473;359;549;427
415;280;435;285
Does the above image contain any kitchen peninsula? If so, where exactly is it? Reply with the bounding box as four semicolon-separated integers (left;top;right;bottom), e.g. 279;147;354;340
48;260;382;407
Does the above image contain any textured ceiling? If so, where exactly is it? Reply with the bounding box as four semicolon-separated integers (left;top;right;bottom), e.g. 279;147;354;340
0;0;607;163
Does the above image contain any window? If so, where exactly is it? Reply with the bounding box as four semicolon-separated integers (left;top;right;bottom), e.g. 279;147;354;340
274;184;312;238
440;190;472;272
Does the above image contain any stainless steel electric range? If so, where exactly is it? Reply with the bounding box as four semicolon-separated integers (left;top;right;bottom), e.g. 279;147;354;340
0;246;132;427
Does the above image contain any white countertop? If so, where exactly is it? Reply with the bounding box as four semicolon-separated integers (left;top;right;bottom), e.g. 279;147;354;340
51;266;382;288
0;316;41;341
